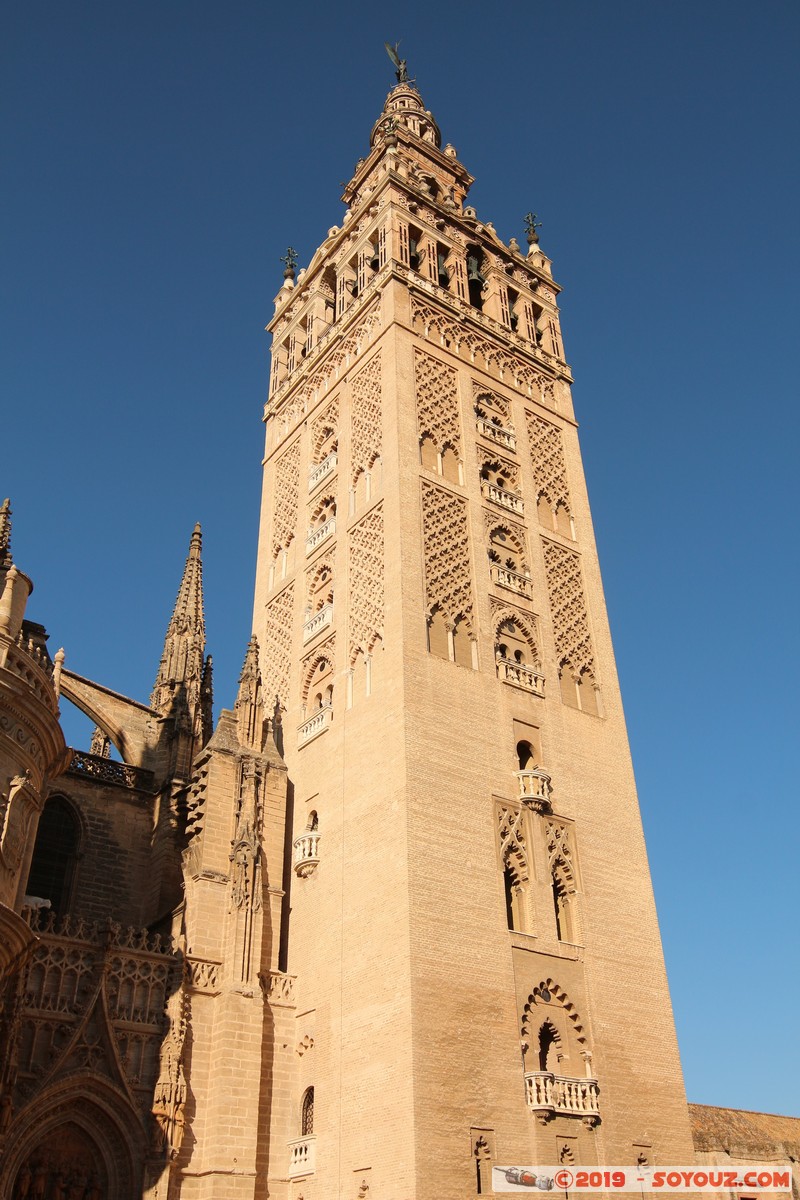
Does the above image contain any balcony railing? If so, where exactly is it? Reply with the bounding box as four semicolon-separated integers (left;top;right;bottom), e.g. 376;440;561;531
515;768;552;808
308;451;337;492
306;516;336;555
481;481;524;515
524;1071;600;1123
496;658;545;697
490;565;533;599
303;603;334;644
293;831;321;877
476;418;517;452
287;1135;316;1178
298;704;332;746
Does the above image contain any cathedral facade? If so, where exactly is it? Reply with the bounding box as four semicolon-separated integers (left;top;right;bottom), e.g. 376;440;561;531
0;79;796;1200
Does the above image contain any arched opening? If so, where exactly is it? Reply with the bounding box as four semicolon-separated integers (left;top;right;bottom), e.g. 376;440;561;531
517;740;536;770
555;501;572;540
301;1087;314;1136
420;434;438;472
502;851;530;933
552;862;577;943
25;795;81;914
495;618;531;667
304;657;334;716
538;1020;560;1072
577;669;599;717
537;492;553;528
441;443;460;485
452;615;473;668
427;607;449;661
559;660;579;709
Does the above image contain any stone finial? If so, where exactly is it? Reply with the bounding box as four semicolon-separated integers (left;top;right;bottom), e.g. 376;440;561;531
0;499;12;567
53;647;65;699
201;654;214;747
280;247;298;282
524;212;542;246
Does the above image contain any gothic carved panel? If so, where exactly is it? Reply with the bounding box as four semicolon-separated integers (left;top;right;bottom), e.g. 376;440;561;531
272;440;300;555
545;818;578;892
541;541;595;678
348;504;384;658
526;413;572;513
350;350;382;484
263;584;294;710
414;348;461;456
496;801;529;883
420;482;474;632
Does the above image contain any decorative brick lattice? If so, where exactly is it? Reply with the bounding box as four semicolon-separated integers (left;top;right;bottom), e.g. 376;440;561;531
414;349;461;456
263;583;294;709
311;396;339;462
420;481;474;631
542;541;595;677
350;350;382;483
526;413;571;511
272;440;300;555
411;295;551;402
349;504;384;657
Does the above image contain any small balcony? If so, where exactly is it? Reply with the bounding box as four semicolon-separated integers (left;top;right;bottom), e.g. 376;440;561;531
490;565;532;599
306;516;336;556
303;603;334;644
298;704;332;746
293;831;321;877
524;1071;600;1126
476;418;517;452
496;658;545;697
481;480;524;516
515;767;552;810
308;451;337;493
287;1135;316;1178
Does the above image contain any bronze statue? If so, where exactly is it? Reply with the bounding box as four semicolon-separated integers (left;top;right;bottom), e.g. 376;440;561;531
384;42;410;84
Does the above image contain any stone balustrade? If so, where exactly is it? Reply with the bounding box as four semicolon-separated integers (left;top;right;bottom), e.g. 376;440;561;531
308;451;337;492
481;481;524;515
476;418;517;452
303;603;334;644
287;1135;316;1178
515;767;552;807
293;831;321;877
497;658;545;696
67;750;154;792
524;1071;600;1122
306;516;336;555
490;565;532;599
298;704;332;746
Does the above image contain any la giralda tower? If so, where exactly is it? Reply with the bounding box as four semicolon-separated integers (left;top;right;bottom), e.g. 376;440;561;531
252;66;694;1200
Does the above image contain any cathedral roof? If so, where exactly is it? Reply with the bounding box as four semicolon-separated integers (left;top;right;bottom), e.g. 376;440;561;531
689;1102;800;1156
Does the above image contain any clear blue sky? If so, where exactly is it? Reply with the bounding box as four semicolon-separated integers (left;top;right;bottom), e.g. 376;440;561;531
3;1;798;1118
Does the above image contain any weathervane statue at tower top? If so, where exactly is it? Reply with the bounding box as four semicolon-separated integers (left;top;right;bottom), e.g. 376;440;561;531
384;41;411;85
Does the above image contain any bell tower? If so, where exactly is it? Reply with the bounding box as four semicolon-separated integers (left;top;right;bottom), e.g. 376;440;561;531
253;69;694;1200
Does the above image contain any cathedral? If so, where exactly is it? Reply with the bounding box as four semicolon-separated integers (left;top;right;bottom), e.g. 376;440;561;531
0;71;796;1200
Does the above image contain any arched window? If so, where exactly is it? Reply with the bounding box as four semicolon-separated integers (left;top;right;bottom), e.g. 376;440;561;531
301;1087;314;1136
25;795;81;915
517;740;536;770
538;1020;560;1072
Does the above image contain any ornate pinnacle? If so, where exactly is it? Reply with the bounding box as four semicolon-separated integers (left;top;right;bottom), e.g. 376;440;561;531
150;523;207;716
0;498;12;566
235;636;264;751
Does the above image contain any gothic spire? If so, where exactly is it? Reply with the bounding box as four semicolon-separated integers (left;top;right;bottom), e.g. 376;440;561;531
150;523;207;718
0;499;12;568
